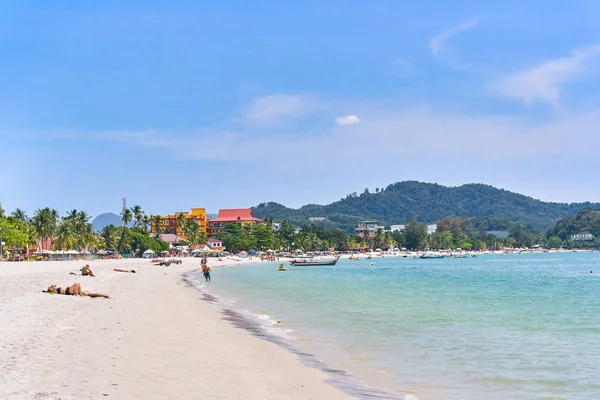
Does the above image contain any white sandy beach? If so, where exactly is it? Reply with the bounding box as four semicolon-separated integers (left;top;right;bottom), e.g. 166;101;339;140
0;257;353;400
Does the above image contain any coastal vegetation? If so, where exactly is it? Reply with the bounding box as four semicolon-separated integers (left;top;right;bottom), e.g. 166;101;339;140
252;181;600;233
1;200;598;258
0;203;168;258
546;208;600;248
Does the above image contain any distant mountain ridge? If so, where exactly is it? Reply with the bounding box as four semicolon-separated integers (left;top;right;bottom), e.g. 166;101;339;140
252;181;600;232
92;212;125;232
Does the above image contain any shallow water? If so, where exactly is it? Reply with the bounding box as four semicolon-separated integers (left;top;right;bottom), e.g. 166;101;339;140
191;253;600;400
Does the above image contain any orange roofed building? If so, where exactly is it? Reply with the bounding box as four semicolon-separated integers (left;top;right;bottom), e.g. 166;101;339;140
208;208;262;236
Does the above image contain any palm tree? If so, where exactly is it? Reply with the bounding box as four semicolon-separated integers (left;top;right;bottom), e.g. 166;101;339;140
131;205;144;228
176;212;186;236
183;219;200;246
11;208;28;222
65;209;78;221
117;208;133;252
152;215;163;234
55;219;76;251
141;215;151;233
31;208;59;250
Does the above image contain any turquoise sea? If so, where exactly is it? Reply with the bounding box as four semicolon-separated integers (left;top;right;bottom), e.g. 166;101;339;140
188;253;600;399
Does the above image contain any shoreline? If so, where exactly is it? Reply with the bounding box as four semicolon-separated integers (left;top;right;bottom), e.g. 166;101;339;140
0;257;354;399
183;265;405;400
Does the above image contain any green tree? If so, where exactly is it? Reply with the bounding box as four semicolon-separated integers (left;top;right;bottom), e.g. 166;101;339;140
253;224;275;250
404;219;428;250
11;208;28;222
176;213;186;234
131;205;145;228
118;208;133;252
152;215;163;234
547;236;563;249
216;224;248;252
100;225;120;250
391;230;405;248
276;220;296;252
31;208;59;249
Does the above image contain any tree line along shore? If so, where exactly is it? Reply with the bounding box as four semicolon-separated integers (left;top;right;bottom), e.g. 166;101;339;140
0;204;598;260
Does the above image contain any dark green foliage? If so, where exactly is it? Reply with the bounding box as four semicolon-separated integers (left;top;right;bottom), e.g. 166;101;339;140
546;208;600;247
252;181;599;233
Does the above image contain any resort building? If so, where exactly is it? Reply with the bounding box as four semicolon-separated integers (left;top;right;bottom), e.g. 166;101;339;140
207;238;224;251
390;224;405;232
308;217;328;222
150;208;208;237
355;221;385;236
208;208;263;236
427;224;437;235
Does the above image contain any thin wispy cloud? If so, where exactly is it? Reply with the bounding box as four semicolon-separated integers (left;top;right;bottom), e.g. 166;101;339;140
243;94;316;126
491;44;600;108
335;115;360;126
96;103;600;169
429;19;479;56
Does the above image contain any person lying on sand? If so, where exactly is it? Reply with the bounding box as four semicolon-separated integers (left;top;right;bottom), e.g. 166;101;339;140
114;268;136;273
43;283;110;298
82;265;95;277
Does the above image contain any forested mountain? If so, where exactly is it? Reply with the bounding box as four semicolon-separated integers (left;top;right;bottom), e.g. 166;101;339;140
252;181;600;233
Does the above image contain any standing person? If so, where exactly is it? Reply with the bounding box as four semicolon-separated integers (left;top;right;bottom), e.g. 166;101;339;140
202;262;211;283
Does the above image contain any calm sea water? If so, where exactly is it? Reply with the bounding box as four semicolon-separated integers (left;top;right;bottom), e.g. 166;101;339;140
189;253;600;400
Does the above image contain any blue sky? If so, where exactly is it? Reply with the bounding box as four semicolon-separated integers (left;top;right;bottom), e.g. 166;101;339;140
2;0;600;217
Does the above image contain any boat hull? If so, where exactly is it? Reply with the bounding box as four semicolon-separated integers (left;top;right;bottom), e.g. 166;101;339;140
290;257;339;266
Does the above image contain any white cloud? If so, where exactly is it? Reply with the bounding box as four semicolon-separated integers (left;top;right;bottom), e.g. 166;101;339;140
491;44;600;108
243;94;316;126
429;19;479;56
335;115;360;126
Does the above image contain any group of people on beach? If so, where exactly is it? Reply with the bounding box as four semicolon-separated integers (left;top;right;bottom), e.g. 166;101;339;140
43;263;135;299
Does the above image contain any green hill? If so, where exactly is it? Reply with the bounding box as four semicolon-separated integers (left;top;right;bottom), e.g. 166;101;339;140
546;208;600;240
252;181;600;233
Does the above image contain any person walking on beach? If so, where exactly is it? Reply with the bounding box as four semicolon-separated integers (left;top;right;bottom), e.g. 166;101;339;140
202;263;211;282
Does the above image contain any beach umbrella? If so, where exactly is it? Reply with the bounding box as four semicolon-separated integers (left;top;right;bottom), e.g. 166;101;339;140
67;249;79;255
143;249;155;254
97;249;108;255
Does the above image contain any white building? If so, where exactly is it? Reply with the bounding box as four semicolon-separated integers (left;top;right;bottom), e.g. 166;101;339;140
427;224;437;235
390;225;405;232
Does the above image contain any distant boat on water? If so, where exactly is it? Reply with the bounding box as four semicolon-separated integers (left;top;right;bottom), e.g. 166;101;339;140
290;256;340;266
419;254;445;259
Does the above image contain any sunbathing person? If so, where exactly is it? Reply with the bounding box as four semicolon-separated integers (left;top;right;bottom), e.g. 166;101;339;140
114;268;136;273
44;283;110;298
81;265;95;277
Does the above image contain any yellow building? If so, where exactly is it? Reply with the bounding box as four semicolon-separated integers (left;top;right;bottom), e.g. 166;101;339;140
151;208;208;237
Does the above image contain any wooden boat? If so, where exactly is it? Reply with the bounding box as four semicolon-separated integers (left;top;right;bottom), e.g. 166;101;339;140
290;256;340;266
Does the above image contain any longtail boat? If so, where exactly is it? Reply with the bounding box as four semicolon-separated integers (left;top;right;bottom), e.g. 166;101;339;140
290;256;340;266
